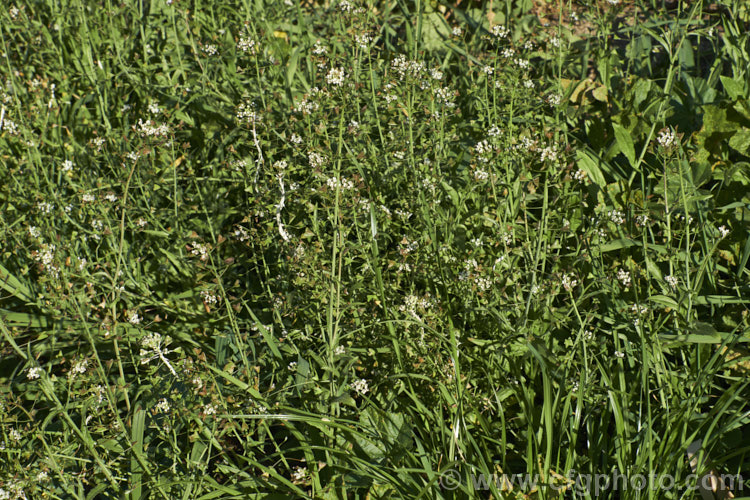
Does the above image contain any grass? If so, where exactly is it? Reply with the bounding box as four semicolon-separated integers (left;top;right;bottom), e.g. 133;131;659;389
1;0;750;498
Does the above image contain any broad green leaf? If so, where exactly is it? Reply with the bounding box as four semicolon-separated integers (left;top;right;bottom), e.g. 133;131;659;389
721;75;747;101
729;127;750;155
576;150;606;187
600;239;638;252
612;122;636;166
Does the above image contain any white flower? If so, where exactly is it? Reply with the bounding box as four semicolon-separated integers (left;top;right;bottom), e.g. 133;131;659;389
203;404;217;415
104;192;118;203
391;55;426;80
308;152;326;169
352;378;369;395
608;210;625;225
37;201;54;214
136;118;171;138
452;26;463;37
147;102;161;114
657;128;675;149
34;243;59;278
91;219;104;234
312;41;327;55
474;276;492;291
202;44;218;56
233;226;249;242
128;311;142;325
514;58;530;70
27;367;42;380
631;304;648;315
140;333;178;376
292;466;307;482
191;243;210;261
473;169;489;181
334;345;345;355
71;359;87;376
540;146;558;163
2;118;18;134
636;214;649;227
665;275;678;289
614;350;625;358
561;273;577;292
326;176;355;190
61;160;74;172
28;226;40;238
617;269;631;287
355;33;372;49
155;398;170;413
718;225;730;238
326;67;346;86
237;34;257;54
288;361;297;371
491;25;509;38
9;428;22;442
236;101;258;123
200;290;219;305
434;86;455;107
487;125;501;138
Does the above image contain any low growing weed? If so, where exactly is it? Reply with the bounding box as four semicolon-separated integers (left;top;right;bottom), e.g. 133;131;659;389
0;0;749;498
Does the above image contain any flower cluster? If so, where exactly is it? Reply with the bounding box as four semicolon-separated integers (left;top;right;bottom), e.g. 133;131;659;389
657;128;676;149
135;119;171;138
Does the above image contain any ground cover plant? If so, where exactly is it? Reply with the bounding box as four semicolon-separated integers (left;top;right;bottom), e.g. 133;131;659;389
1;0;750;498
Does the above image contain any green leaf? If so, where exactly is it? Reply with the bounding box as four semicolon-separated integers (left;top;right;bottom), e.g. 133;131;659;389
650;295;679;309
659;332;721;344
721;75;747;101
576;150;606;187
286;45;301;92
738;233;750;278
592;84;608;103
612;122;636;166
0;262;33;301
729;127;750;155
600;238;639;252
130;406;146;500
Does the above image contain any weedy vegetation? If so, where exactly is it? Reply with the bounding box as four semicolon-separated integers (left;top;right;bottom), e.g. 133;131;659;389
1;0;750;498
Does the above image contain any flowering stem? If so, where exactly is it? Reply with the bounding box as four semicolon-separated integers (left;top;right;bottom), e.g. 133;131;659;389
159;350;178;377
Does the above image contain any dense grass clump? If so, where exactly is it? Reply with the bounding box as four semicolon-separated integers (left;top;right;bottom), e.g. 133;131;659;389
1;0;750;498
